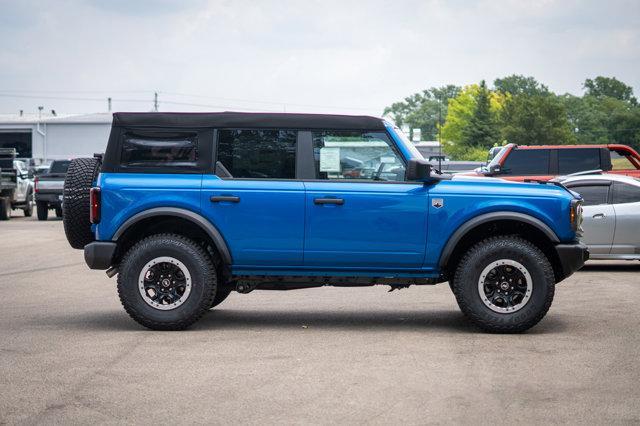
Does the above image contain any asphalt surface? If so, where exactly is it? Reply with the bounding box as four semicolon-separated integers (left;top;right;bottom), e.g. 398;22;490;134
1;215;639;425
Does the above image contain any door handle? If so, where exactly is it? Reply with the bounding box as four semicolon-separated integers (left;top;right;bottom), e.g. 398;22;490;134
314;197;344;205
592;213;606;219
210;195;240;203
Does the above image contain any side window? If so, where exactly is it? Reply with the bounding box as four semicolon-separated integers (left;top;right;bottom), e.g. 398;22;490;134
558;149;600;174
121;132;197;167
612;182;640;204
311;131;405;181
216;129;296;179
501;149;550;175
570;185;609;206
611;153;636;170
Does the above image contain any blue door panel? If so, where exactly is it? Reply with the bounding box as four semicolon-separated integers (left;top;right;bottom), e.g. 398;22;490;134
303;182;428;268
201;176;305;266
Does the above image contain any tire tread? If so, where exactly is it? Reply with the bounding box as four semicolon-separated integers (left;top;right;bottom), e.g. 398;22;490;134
451;235;555;333
117;233;217;330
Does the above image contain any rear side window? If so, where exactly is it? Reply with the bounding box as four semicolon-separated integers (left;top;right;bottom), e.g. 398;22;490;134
216;130;296;179
121;132;198;167
558;149;601;174
611;153;636;170
570;185;609;206
501;149;550;175
612;182;640;204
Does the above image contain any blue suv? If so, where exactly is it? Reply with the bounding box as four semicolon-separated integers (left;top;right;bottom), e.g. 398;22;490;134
63;112;588;332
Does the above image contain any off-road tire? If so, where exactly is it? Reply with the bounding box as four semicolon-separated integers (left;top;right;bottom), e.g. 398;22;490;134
450;235;555;333
0;197;10;220
23;190;33;217
117;234;217;330
63;157;100;249
36;201;48;221
209;288;232;309
55;206;63;218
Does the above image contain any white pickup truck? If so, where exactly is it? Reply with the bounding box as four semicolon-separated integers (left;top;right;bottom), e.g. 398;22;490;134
0;148;34;220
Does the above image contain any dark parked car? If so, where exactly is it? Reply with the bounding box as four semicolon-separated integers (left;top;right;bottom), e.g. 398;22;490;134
35;160;70;220
466;144;640;181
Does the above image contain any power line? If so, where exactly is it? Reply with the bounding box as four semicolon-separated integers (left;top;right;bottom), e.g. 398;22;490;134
0;93;150;103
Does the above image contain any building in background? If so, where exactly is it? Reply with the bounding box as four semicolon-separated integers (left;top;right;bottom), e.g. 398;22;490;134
0;113;112;165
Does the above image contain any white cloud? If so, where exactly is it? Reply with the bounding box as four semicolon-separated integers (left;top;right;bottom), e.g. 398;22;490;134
0;0;638;115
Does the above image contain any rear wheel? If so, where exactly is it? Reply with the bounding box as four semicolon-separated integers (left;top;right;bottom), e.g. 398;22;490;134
63;157;100;249
450;235;555;333
0;198;10;220
23;190;33;217
117;234;217;330
36;201;48;221
55;206;63;218
209;287;232;309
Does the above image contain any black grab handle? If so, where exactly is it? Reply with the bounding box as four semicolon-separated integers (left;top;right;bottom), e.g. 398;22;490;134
314;198;344;205
210;196;240;203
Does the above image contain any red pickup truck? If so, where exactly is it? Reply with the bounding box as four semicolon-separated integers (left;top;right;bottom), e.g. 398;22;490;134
468;144;640;181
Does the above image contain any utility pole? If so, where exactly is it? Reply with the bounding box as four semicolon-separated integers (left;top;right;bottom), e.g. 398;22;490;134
107;97;112;112
153;92;159;112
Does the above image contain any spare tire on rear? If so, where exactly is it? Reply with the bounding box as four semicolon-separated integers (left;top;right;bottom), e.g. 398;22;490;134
63;157;101;249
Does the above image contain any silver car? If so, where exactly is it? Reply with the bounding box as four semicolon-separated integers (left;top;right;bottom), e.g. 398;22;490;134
560;174;640;260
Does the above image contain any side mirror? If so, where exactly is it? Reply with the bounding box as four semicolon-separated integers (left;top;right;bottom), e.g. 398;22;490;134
406;159;432;182
489;164;502;174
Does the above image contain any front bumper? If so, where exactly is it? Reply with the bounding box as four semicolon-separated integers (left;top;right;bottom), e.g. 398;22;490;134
555;242;589;281
84;241;116;270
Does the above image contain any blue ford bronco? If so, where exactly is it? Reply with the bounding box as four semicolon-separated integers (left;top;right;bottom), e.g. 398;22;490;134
63;112;588;332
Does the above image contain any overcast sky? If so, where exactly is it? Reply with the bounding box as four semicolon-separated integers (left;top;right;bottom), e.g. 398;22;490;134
0;0;638;116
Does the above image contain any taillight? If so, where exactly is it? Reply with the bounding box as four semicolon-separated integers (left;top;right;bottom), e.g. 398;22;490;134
90;187;101;224
570;199;583;233
34;176;39;193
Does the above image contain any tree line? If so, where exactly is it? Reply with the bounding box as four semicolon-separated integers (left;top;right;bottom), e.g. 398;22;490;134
383;75;640;160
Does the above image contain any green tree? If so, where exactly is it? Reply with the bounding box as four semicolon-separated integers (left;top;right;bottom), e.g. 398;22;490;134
383;85;460;140
563;93;640;151
463;80;498;148
500;93;575;145
583;76;637;105
494;75;548;96
441;83;505;160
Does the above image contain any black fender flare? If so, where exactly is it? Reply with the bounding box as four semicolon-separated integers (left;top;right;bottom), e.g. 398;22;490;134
438;211;560;268
112;207;232;265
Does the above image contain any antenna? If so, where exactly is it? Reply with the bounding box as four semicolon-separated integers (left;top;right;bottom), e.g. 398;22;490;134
107;97;112;112
153;92;159;112
438;98;442;171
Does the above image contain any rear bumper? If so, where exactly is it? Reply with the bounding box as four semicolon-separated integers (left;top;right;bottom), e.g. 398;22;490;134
35;192;63;204
84;241;116;270
555;242;589;281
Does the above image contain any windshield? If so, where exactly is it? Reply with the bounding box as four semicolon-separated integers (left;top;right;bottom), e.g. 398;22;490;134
49;160;71;174
389;125;423;160
486;146;510;171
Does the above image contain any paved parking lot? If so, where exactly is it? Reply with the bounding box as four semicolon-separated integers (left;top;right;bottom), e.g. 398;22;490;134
1;216;639;424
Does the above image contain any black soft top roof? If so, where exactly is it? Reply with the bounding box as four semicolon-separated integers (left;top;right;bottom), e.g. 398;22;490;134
112;112;386;131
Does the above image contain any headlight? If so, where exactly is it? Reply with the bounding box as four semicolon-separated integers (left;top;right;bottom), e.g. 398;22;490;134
570;199;583;234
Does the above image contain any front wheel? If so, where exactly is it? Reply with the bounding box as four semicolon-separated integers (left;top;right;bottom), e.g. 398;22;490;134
117;234;217;330
450;236;555;333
